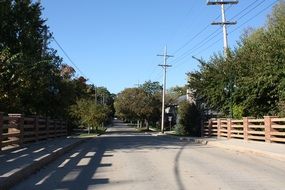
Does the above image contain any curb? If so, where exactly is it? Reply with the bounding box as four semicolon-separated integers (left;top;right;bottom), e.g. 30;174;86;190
163;134;208;145
164;135;285;161
206;141;285;162
0;138;87;190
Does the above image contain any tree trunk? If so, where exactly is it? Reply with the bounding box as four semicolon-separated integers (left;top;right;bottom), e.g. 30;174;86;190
146;119;149;131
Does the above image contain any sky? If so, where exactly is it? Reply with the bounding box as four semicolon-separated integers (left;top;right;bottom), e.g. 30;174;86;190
40;0;278;94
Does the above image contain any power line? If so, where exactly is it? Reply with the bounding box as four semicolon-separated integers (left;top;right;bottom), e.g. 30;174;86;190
153;1;276;82
172;4;234;55
228;0;278;35
170;29;221;65
194;0;278;57
171;4;234;56
230;0;263;20
232;0;266;21
52;36;87;78
170;0;273;67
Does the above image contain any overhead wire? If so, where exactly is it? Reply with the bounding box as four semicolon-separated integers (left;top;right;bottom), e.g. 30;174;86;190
170;0;271;69
52;36;88;79
171;4;233;56
150;3;234;82
150;4;232;81
193;0;278;55
193;0;278;58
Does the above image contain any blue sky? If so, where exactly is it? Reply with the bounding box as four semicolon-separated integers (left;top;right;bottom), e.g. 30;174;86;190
41;0;278;94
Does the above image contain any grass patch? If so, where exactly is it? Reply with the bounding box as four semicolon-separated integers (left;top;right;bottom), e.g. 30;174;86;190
136;127;153;132
78;133;99;138
75;127;107;138
127;123;137;127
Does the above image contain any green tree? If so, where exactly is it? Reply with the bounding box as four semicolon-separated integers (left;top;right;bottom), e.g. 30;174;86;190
70;99;111;133
187;1;285;118
114;83;161;129
175;101;200;136
166;85;188;105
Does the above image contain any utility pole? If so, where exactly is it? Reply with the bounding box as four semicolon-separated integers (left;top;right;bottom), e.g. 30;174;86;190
134;80;140;88
207;0;238;118
157;46;173;133
94;86;97;104
42;25;48;57
207;0;238;57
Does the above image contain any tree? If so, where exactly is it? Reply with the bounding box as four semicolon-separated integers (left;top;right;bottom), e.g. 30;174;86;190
187;1;285;118
166;85;188;105
70;99;111;133
140;80;162;95
0;0;47;61
175;101;200;136
0;0;115;134
114;82;162;129
0;0;63;116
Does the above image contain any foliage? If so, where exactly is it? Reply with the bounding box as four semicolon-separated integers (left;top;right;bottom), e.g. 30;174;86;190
0;0;114;132
232;104;244;119
140;80;162;95
70;99;111;133
114;81;161;128
166;85;188;105
176;101;200;136
174;124;187;136
187;1;285;118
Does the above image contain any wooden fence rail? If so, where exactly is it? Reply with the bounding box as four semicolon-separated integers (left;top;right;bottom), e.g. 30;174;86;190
203;116;285;143
0;113;67;151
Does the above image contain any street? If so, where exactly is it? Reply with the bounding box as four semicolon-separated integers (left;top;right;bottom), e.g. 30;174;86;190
13;120;285;190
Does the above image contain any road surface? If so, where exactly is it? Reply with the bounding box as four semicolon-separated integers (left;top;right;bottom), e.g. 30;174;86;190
13;120;285;190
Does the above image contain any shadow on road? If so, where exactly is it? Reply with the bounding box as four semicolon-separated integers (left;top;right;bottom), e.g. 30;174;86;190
13;123;208;190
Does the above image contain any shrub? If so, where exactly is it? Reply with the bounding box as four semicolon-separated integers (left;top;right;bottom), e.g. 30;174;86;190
176;101;201;136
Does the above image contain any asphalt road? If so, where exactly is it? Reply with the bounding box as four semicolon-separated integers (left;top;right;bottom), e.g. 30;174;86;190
13;120;285;190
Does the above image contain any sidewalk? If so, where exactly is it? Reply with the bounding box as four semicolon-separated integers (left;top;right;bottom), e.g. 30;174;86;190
165;134;285;162
205;138;285;161
0;137;86;190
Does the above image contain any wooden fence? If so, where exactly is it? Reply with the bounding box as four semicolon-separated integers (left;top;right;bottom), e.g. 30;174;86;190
0;113;67;151
203;116;285;143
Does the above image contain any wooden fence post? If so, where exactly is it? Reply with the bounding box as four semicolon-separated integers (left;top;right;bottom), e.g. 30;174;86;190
35;116;39;141
46;118;49;139
264;116;272;143
201;120;204;137
65;120;68;136
227;118;232;139
217;118;221;138
9;114;24;146
243;117;249;141
0;112;3;151
208;119;212;137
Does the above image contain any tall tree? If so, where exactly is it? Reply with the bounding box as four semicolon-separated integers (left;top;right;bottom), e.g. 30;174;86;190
187;1;285;118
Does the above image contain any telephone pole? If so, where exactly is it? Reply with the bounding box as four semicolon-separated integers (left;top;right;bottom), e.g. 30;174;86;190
208;0;238;118
207;0;238;57
134;80;141;88
42;25;48;57
157;46;173;133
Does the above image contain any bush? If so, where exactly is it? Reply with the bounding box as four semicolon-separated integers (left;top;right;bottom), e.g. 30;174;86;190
176;101;201;136
232;104;244;119
174;124;187;136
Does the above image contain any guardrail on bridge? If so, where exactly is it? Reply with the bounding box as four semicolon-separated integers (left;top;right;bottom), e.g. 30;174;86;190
203;116;285;143
0;113;67;151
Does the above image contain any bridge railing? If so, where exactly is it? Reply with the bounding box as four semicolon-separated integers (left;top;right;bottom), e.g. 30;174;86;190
204;116;285;143
0;113;67;151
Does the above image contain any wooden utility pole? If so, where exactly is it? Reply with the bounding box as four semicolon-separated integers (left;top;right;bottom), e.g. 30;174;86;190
207;0;238;57
157;46;173;133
